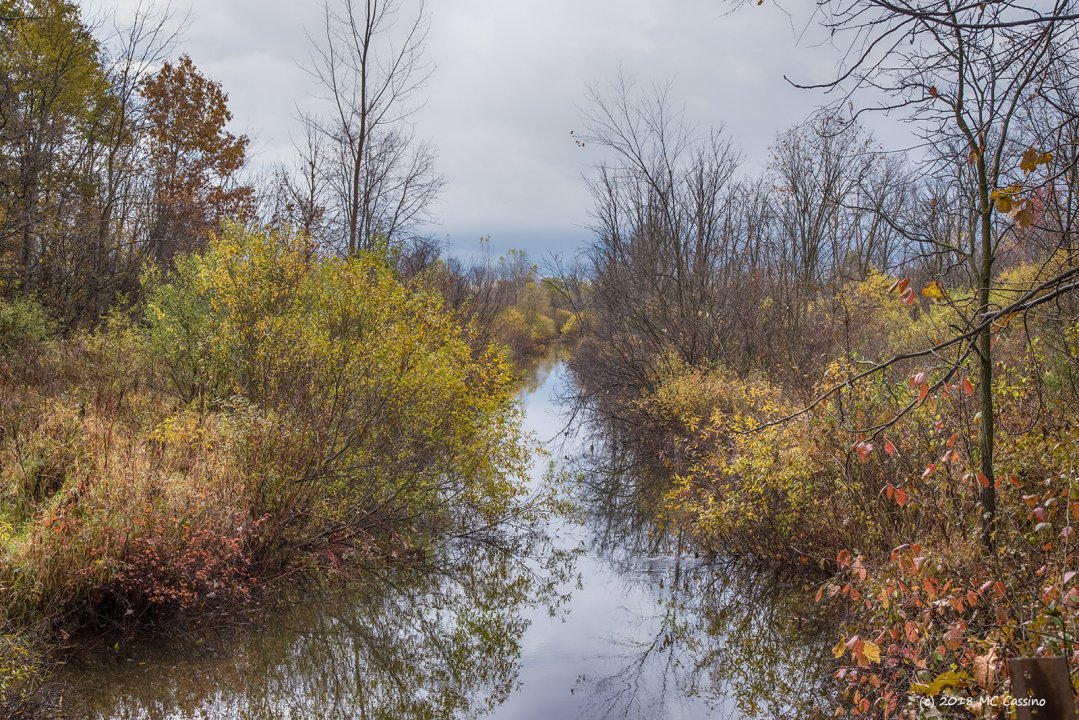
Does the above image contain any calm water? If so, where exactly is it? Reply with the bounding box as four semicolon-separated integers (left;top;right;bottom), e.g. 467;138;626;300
57;361;833;719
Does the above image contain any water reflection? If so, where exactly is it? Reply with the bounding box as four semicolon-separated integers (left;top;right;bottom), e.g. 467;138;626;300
63;534;574;720
58;361;833;720
567;544;835;720
562;395;835;719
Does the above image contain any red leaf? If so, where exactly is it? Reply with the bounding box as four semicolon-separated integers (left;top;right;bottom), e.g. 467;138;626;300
962;377;975;396
894;487;910;507
943;626;964;650
917;383;929;405
976;472;990;488
884;439;897;456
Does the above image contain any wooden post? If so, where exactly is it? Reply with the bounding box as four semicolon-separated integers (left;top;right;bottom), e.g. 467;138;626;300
1007;656;1076;720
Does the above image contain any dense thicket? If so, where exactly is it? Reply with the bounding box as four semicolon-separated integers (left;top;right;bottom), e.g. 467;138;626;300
569;8;1079;713
0;1;254;326
0;226;535;712
0;2;567;713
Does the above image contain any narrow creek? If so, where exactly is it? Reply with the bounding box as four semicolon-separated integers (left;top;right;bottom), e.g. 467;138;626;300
57;360;834;719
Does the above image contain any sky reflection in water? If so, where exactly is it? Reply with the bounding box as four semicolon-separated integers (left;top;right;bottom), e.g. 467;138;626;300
60;360;833;720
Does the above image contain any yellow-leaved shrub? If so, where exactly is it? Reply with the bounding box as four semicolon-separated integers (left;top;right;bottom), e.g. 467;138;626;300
626;269;1079;712
0;224;531;632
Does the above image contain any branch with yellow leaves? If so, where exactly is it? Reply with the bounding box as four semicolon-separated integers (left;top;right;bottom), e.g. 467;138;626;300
745;261;1079;434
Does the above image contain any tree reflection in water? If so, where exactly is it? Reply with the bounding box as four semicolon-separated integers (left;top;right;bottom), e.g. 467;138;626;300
60;362;835;720
61;532;577;720
567;428;836;720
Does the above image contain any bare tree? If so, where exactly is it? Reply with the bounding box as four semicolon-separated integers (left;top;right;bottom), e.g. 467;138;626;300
782;0;1079;547
768;115;879;309
818;0;1079;32
85;1;178;315
268;120;331;245
573;78;923;412
576;78;744;401
305;0;442;255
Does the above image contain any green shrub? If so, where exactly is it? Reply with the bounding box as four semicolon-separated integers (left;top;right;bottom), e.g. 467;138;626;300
0;223;532;631
0;297;54;354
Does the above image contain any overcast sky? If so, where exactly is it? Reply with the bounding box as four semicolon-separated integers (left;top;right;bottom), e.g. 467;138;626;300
99;0;872;261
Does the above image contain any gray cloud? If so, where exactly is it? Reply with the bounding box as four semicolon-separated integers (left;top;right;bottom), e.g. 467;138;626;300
103;0;864;259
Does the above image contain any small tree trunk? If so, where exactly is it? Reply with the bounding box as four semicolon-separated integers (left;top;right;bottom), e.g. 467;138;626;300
976;169;996;551
977;320;996;549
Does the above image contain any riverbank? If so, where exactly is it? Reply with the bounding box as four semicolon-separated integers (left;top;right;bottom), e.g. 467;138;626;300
47;360;836;719
568;269;1079;716
0;226;535;715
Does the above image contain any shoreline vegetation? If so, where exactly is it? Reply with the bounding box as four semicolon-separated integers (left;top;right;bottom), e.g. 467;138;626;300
0;1;580;707
566;76;1079;716
3;0;1079;717
0;224;575;717
570;266;1079;715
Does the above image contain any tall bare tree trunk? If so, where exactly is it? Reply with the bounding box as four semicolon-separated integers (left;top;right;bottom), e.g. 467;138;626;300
976;162;996;550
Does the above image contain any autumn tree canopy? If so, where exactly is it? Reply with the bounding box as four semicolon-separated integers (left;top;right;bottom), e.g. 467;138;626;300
0;0;109;300
141;54;252;262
